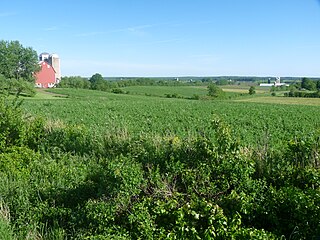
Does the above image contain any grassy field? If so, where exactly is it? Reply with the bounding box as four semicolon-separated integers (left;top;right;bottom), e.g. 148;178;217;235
223;84;270;94
122;85;208;98
22;88;320;149
236;95;320;106
2;86;320;239
121;84;271;98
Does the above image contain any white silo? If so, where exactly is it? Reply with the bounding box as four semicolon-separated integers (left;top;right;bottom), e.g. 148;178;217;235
49;53;61;83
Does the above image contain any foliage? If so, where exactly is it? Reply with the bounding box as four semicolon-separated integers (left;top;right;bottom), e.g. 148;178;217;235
0;40;39;83
285;133;320;168
89;73;107;91
24;88;320;149
111;88;127;94
284;90;320;98
301;77;317;91
0;75;36;97
0;39;37;97
0;201;15;240
248;86;256;95
207;83;225;98
58;76;91;89
0;96;30;149
270;85;288;92
122;85;208;99
0;89;320;238
215;78;230;85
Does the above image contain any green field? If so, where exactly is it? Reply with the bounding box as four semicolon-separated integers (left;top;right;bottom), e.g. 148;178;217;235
120;84;271;98
121;85;247;99
237;95;320;105
1;86;319;239
23;88;320;148
122;85;208;98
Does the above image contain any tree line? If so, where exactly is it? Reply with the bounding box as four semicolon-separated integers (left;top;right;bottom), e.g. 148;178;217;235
58;73;198;92
284;77;320;98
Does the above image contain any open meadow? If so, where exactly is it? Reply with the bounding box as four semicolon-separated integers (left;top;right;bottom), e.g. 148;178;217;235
1;86;319;239
23;87;320;149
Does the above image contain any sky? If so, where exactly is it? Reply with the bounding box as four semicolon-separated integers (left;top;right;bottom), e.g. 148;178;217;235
1;0;320;77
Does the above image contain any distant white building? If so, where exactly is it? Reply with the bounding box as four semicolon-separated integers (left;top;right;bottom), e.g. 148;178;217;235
260;77;289;87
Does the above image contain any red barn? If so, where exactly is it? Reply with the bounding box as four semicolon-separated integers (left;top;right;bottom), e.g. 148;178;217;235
35;61;56;88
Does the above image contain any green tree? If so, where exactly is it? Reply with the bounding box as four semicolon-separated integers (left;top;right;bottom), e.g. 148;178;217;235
301;77;316;91
0;74;35;97
249;86;256;95
89;73;105;90
59;76;91;89
215;79;229;85
0;40;39;82
207;83;225;98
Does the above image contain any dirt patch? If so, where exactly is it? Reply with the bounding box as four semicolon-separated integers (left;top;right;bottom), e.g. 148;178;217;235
37;89;68;98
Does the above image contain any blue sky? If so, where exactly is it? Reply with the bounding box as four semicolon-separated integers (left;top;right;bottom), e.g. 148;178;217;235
1;0;320;77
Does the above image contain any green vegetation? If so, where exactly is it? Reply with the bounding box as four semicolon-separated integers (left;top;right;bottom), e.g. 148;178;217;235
283;77;320;99
1;39;320;238
58;76;91;89
301;77;318;91
0;40;39;83
0;75;319;240
248;86;256;95
0;75;35;97
237;95;320;106
207;83;225;98
285;90;320;98
122;85;207;98
0;40;38;97
58;74;194;93
24;88;320;149
0;88;319;239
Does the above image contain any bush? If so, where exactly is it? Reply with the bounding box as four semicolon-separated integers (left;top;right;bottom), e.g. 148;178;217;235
111;88;125;94
249;86;256;95
284;90;320;98
0;75;35;97
207;83;225;98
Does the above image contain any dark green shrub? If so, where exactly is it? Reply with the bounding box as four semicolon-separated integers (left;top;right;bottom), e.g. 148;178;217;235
286;133;320;168
111;88;125;94
249;86;256;95
0;97;25;149
191;94;200;100
207;83;225;98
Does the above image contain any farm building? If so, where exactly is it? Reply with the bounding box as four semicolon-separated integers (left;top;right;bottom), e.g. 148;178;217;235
35;61;56;88
260;77;289;87
35;52;61;88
